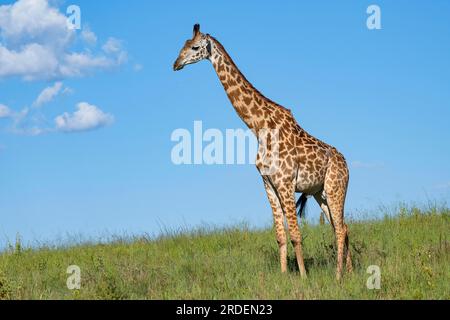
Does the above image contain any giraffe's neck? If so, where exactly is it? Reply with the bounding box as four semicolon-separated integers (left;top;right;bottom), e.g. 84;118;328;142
208;36;271;131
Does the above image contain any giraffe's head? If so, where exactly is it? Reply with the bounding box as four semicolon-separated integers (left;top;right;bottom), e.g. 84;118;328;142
173;24;212;71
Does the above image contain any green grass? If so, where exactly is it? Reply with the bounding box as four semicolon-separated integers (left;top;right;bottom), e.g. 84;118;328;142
0;206;449;300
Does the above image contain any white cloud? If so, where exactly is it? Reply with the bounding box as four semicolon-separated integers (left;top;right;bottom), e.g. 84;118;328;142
11;107;29;125
59;52;115;77
0;104;12;118
81;26;97;46
0;0;73;48
0;0;127;81
55;102;114;132
62;87;74;95
102;37;122;54
102;37;128;64
0;43;59;80
7;101;115;135
7;107;51;136
33;81;63;107
9;107;44;135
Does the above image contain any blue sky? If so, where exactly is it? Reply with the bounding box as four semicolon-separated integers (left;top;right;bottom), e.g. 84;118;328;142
1;0;449;246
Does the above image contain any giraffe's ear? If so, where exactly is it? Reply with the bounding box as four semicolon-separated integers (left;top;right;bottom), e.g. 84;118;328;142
193;24;200;38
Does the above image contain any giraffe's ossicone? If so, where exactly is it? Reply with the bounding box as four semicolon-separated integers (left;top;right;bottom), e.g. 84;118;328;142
174;24;353;280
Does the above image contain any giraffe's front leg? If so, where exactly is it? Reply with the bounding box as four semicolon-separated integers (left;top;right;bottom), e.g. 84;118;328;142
277;182;307;278
262;178;287;273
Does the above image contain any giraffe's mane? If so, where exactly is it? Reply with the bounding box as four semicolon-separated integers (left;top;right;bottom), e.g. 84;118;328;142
207;35;290;113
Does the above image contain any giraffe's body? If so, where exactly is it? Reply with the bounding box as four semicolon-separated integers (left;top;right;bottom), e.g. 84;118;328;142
174;25;352;280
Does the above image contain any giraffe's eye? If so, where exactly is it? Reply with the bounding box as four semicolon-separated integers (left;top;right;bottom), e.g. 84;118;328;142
192;46;200;51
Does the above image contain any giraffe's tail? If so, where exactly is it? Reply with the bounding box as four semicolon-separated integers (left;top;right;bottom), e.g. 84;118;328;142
296;193;308;218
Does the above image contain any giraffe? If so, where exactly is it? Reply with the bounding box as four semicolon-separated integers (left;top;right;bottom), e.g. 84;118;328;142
173;24;353;280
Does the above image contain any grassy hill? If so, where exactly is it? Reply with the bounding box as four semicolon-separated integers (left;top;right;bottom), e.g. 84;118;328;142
0;206;449;300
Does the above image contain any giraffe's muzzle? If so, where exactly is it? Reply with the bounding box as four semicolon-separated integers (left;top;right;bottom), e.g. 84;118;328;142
173;59;184;71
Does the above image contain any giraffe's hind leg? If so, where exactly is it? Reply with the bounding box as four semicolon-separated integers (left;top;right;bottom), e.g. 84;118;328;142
323;155;352;280
314;191;352;273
